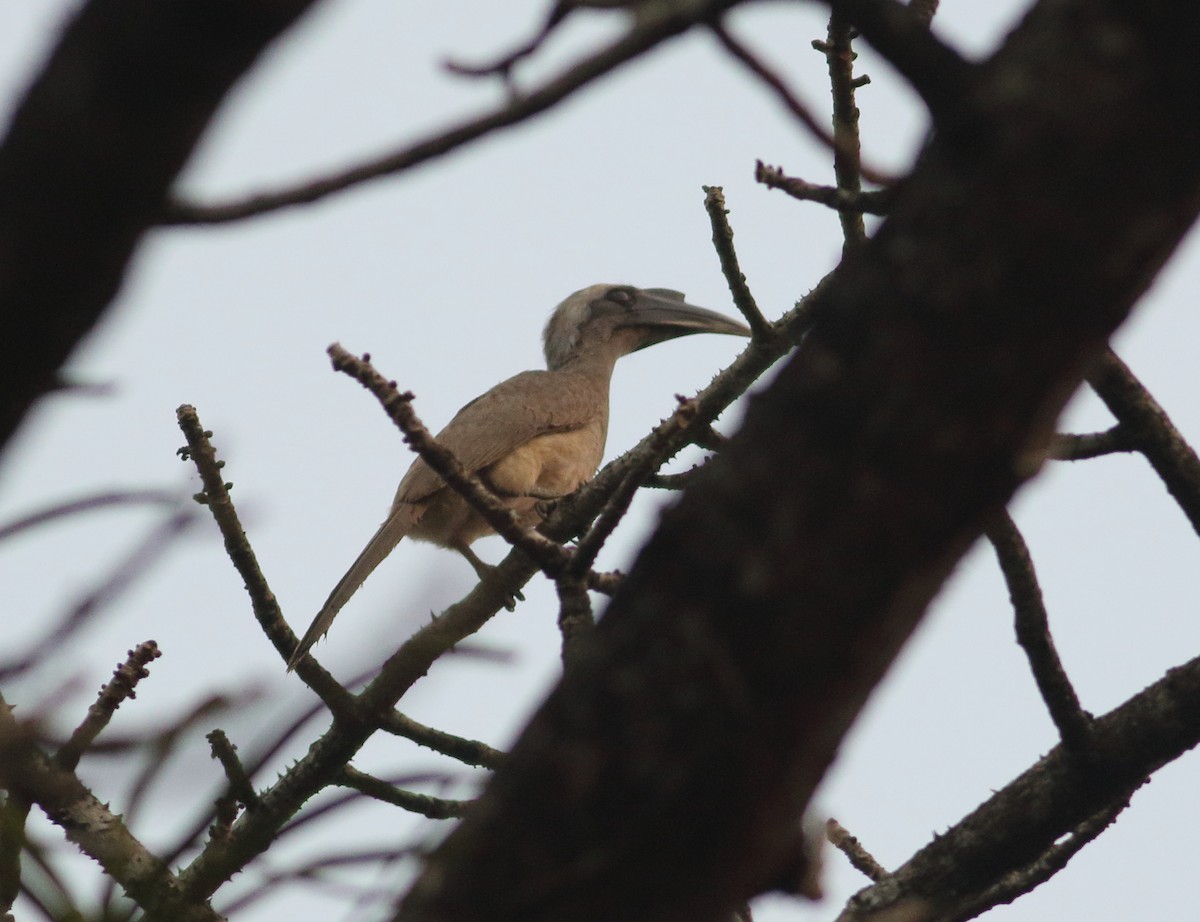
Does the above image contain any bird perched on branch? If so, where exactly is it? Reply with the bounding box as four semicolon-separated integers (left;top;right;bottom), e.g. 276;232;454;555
287;284;750;671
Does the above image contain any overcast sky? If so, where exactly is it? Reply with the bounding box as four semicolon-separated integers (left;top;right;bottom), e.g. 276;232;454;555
3;2;1199;920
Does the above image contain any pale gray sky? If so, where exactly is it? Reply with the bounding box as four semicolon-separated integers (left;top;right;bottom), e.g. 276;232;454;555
2;2;1198;920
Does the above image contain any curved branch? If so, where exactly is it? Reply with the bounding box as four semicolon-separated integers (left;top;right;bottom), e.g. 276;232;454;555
162;0;741;226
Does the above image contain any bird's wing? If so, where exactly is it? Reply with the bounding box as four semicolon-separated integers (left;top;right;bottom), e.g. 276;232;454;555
393;369;602;505
286;369;603;671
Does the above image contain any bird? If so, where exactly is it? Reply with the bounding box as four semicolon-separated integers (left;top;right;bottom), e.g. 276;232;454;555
287;284;750;671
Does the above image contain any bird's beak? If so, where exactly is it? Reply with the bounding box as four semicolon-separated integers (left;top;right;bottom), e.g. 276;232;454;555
621;288;752;350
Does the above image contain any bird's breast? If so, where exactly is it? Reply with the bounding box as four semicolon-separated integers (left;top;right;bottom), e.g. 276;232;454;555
483;420;606;499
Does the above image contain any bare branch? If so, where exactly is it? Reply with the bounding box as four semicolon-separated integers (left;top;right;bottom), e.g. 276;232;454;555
1048;425;1136;461
755;161;894;214
163;0;741;226
986;512;1092;751
0;0;323;454
568;398;701;579
176;405;359;714
207;730;260;818
1088;350;1200;538
826;818;889;883
0;696;220;922
958;797;1131;921
55;642;162;771
0;490;182;543
325;347;572;578
646;462;709;490
335;767;470;820
702;186;775;340
378;712;504;771
822;0;973;127
443;1;572;81
586;569;624;595
816;12;869;247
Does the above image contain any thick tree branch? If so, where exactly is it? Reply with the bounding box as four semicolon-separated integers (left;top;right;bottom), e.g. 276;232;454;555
0;0;323;456
392;5;1200;921
173;285;809;904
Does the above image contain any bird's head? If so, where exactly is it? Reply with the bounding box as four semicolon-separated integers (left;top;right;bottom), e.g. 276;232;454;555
542;284;750;370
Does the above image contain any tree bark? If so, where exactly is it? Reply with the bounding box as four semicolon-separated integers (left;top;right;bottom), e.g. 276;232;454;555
395;3;1200;921
0;0;322;452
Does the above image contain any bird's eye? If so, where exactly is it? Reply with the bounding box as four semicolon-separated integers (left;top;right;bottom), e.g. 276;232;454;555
605;288;635;306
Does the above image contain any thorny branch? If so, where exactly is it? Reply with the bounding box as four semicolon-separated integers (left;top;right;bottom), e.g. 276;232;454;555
170;266;808;904
56;642;162;771
702;186;774;339
324;347;573;577
0;696;220;922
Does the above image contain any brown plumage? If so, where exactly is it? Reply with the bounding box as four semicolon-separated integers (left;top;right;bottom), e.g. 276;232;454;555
287;284;749;670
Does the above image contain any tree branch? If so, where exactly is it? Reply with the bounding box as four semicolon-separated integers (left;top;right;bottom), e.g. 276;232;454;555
0;697;221;922
162;0;741;226
1088;350;1200;538
0;0;323;456
391;4;1200;920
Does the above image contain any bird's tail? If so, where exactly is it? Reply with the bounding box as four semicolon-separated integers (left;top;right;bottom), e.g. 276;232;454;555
286;508;416;671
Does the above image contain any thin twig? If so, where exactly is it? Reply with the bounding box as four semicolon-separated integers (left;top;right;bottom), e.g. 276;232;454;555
817;13;868;248
755;161;894;214
163;0;738;225
0;489;182;543
55;642;161;771
567;398;699;578
443;1;571;81
823;0;972;128
702;186;775;339
1048;425;1136;461
713;23;890;188
334;767;471;820
645;463;708;490
176;406;359;714
986;511;1092;751
325;347;573;577
206;730;260;811
586;570;623;595
826;818;889;882
1088;350;1200;538
377;712;504;771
